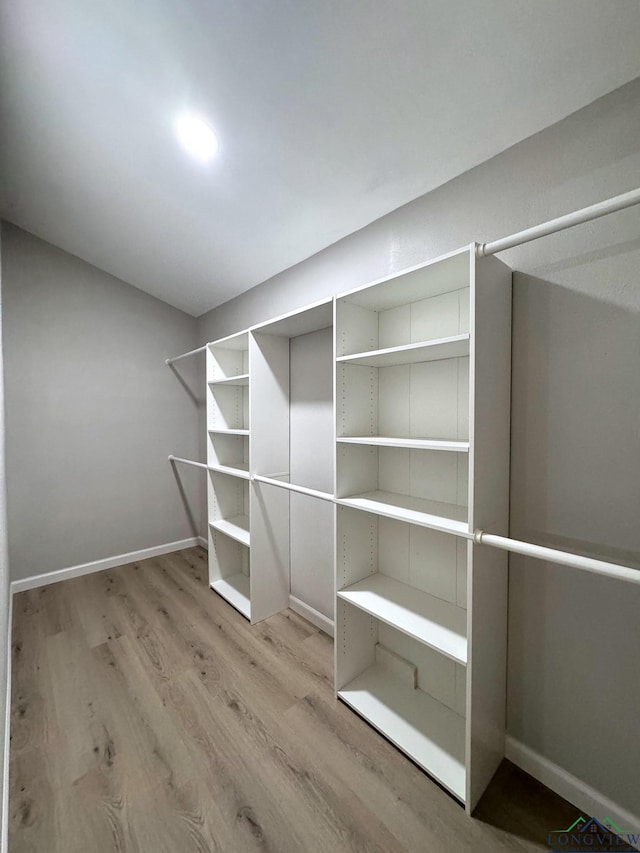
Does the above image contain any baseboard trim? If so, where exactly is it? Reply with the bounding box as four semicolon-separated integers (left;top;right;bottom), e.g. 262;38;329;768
289;595;334;637
506;736;640;845
2;592;12;853
197;536;208;550
10;537;203;594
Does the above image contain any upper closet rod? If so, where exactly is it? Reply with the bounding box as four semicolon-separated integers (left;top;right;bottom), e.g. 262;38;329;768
477;187;640;257
474;530;640;586
165;344;209;365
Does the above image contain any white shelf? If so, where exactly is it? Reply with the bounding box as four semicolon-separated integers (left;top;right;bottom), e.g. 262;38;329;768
337;335;469;367
336;490;469;536
338;574;467;664
210;515;250;547
337;436;469;453
209;374;249;386
208;428;250;436
339;663;466;801
211;574;251;619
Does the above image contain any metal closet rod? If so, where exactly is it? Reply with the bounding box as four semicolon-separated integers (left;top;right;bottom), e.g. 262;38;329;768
170;456;638;585
476;186;640;256
168;186;640;585
165;344;209;366
164;186;640;363
474;530;639;586
251;473;334;503
168;454;211;471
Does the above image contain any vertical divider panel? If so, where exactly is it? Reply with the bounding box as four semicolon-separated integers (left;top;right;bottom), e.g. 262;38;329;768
465;248;512;811
249;332;291;623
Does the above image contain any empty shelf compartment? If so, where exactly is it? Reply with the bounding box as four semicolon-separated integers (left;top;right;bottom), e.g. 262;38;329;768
338;573;467;664
211;574;250;619
210;514;250;547
338;649;466;802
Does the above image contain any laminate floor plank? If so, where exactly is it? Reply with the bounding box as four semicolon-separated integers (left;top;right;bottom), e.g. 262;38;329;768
10;546;588;852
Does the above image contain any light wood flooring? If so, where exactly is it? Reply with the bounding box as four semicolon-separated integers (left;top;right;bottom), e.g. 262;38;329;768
10;546;584;852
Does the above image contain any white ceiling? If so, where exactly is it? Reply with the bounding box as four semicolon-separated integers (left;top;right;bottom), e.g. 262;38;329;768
1;1;640;317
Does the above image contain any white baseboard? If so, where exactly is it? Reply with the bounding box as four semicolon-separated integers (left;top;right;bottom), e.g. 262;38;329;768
10;537;203;594
506;736;640;846
197;536;208;550
288;595;334;637
2;591;12;853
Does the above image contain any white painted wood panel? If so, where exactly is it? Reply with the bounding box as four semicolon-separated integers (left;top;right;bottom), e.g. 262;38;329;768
336;491;469;536
207;432;249;471
249;480;290;624
251;298;332;338
377;623;461;714
465;251;512;812
338;246;470;311
249;332;289;476
337;573;467;664
209;373;249;386
410;357;469;441
210;514;250;547
290;494;334;620
337;436;469;452
289;327;335;620
337;334;469;367
211;574;251;619
339;663;466;801
335;598;377;690
377;364;411;436
290;328;334;493
208;529;249;586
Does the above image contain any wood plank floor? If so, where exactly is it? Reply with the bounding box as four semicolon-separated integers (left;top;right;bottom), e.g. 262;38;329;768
10;546;584;852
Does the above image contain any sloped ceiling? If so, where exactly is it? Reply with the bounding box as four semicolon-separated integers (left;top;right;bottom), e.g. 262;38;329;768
1;0;640;315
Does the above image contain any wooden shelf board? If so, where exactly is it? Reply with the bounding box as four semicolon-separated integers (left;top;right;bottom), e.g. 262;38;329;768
210;515;250;548
338;574;467;664
337;436;469;453
208;428;250;436
338;663;466;801
336;490;469;536
209;374;249;386
208;462;250;480
211;574;250;619
337;335;469;367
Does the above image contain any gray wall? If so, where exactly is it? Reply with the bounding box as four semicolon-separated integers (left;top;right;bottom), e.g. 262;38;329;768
197;79;640;815
2;224;202;582
0;222;10;845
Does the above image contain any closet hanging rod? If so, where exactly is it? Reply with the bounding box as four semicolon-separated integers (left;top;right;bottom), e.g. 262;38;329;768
165;344;209;365
168;454;210;471
477;186;640;257
251;474;334;503
474;529;640;586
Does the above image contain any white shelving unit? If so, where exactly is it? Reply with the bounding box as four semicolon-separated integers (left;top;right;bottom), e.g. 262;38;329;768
206;301;335;629
207;331;252;619
335;245;512;812
199;244;510;811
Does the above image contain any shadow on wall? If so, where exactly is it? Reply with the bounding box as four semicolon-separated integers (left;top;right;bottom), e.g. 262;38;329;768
166;355;206;540
507;268;640;815
510;271;640;564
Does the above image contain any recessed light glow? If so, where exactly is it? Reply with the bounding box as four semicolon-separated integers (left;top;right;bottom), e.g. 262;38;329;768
175;114;219;163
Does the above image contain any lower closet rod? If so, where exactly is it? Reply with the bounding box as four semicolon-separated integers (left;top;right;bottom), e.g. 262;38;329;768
474;529;639;586
251;474;334;503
